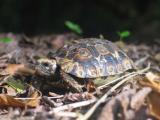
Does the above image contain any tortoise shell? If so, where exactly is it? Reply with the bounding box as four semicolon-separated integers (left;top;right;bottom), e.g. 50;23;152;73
52;38;135;78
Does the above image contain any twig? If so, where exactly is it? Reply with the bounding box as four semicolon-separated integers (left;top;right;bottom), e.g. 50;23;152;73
0;59;8;63
0;51;17;60
14;96;63;100
98;72;136;90
52;98;97;112
14;97;41;100
42;96;62;107
54;111;79;118
49;92;64;98
0;75;10;84
135;55;149;66
98;63;150;90
14;85;42;100
80;64;150;120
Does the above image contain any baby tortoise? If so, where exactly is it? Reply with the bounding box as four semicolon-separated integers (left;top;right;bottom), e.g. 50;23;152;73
36;38;135;92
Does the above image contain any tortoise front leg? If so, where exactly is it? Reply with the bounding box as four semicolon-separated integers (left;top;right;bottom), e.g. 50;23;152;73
60;70;83;92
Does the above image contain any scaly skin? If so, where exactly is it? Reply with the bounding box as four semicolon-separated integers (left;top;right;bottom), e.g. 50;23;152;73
60;70;83;92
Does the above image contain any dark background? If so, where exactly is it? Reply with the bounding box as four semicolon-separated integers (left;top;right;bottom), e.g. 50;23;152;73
0;0;160;40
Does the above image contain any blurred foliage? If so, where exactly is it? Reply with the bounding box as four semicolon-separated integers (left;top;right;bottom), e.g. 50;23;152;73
0;37;13;43
65;21;83;34
118;30;131;40
0;0;159;39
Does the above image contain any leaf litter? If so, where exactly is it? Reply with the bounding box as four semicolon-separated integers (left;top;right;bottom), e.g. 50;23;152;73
0;33;159;120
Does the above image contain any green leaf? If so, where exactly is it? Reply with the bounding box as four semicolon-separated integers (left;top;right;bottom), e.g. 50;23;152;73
0;37;14;43
64;21;83;34
6;77;26;93
118;30;131;39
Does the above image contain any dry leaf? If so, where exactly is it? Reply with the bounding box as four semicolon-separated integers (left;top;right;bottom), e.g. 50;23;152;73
130;87;152;110
148;91;160;120
0;94;25;108
155;53;160;61
139;72;160;119
25;91;41;107
63;92;95;103
146;72;160;82
0;86;41;108
4;64;35;76
5;64;25;75
98;88;152;120
3;85;17;96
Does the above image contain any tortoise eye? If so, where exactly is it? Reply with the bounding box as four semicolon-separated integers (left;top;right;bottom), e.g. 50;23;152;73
42;62;49;67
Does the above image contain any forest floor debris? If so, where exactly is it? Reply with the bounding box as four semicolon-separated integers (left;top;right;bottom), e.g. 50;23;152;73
0;33;159;120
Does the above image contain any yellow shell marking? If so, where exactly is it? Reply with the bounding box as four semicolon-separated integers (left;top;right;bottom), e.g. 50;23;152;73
95;44;110;55
60;58;75;73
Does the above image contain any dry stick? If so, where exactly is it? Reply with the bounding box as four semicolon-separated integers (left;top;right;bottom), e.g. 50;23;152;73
15;85;42;101
15;96;63;100
52;98;97;113
54;111;78;118
80;64;150;120
135;55;149;66
15;93;63;100
15;97;41;100
98;63;150;90
42;96;63;107
98;72;136;90
0;75;10;84
0;50;16;60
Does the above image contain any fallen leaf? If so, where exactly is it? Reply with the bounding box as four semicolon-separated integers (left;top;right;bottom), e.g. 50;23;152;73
3;85;17;96
0;94;25;108
138;72;160;119
4;64;35;76
98;88;152;120
51;35;65;49
63;92;95;103
21;86;42;107
147;91;160;120
25;90;41;107
0;86;41;108
146;72;160;82
155;53;160;62
5;64;25;75
130;87;152;110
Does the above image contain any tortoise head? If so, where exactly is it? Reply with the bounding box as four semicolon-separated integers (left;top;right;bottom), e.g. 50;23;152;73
36;58;57;76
